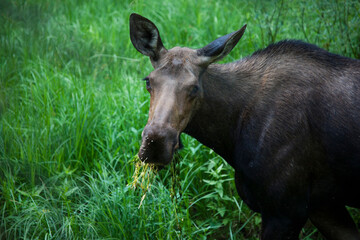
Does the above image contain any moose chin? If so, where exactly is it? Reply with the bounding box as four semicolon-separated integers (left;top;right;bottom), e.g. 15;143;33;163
130;13;360;240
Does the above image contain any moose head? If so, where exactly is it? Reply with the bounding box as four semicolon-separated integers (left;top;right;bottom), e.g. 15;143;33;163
130;13;246;166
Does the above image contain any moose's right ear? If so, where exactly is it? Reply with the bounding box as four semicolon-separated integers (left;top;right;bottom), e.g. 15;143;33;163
129;13;166;62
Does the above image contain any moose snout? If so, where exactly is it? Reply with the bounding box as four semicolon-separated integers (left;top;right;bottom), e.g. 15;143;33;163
138;124;179;166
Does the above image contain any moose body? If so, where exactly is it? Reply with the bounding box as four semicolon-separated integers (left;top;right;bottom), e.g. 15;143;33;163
129;13;360;239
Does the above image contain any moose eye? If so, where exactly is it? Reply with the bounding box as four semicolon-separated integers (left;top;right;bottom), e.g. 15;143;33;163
142;77;151;90
189;85;199;97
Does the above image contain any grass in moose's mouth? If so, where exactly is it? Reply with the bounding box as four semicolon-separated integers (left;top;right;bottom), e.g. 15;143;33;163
128;154;182;210
128;155;158;208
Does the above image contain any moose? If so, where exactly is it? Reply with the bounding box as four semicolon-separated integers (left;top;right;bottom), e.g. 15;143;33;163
129;13;360;239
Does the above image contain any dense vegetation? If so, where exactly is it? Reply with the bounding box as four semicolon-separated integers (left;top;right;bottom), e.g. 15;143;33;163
1;0;359;239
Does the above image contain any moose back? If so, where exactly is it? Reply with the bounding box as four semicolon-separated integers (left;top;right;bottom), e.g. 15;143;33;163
129;13;360;240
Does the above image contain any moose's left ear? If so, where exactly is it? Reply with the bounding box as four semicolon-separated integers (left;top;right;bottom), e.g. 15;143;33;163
197;24;247;66
129;13;167;62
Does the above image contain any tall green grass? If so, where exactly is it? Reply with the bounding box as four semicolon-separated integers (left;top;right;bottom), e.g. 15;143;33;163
1;0;359;239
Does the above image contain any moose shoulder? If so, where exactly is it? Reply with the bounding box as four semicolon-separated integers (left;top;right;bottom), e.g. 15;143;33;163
129;13;360;240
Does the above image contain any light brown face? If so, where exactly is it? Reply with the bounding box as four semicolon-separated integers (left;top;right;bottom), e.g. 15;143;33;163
130;13;246;166
138;48;203;165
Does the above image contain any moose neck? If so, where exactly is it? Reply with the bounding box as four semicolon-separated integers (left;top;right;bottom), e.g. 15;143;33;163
184;60;256;168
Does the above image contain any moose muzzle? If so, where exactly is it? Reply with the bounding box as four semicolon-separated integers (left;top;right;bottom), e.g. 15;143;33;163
138;124;180;166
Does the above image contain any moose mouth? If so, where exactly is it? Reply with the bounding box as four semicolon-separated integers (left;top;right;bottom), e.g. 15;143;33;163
138;126;183;166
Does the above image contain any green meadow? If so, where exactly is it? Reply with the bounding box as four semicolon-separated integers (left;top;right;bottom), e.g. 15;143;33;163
1;0;359;239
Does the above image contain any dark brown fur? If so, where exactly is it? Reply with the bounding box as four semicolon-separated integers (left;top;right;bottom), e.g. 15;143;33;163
130;14;360;240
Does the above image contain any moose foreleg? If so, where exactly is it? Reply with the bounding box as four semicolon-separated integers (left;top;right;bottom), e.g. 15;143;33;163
260;214;307;240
